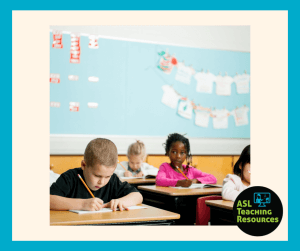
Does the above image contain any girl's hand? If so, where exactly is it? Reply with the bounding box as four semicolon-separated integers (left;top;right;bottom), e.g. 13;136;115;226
176;179;193;187
103;199;128;212
124;171;133;177
81;198;104;211
191;179;200;184
134;171;144;177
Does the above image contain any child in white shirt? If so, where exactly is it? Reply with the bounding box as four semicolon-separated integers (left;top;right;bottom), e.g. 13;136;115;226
114;140;158;178
222;145;250;201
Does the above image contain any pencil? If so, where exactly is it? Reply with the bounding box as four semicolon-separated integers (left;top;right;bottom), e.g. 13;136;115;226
176;166;189;180
78;174;95;198
118;160;128;172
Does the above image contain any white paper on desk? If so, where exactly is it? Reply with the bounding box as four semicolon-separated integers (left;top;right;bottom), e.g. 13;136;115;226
121;176;144;179
170;184;222;189
69;205;147;214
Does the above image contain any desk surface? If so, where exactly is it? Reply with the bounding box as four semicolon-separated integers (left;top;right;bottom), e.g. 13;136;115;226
50;204;180;226
121;178;156;184
205;200;234;210
137;185;222;196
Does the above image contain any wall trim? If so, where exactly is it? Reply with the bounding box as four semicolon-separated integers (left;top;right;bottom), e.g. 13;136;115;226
50;134;250;155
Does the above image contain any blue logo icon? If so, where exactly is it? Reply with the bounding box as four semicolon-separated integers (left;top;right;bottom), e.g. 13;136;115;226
254;192;271;207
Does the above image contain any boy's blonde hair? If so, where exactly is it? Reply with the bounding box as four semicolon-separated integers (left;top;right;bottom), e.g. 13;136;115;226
84;138;118;168
127;140;146;160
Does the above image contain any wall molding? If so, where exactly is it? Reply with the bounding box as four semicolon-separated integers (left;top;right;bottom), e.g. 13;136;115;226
50;134;250;155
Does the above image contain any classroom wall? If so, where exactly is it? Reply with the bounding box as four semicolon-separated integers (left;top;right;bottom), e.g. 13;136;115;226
50;155;239;185
50;26;250;155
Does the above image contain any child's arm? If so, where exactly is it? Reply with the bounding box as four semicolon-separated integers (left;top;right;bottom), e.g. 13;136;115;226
191;168;217;184
155;164;178;187
103;192;143;211
222;176;240;201
50;195;104;211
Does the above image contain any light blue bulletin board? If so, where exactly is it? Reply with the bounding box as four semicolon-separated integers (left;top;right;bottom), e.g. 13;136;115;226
50;32;250;138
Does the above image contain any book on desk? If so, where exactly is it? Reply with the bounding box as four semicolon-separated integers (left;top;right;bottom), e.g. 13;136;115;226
170;184;223;189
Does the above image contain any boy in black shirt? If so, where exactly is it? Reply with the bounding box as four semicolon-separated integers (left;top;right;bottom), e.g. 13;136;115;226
50;138;143;211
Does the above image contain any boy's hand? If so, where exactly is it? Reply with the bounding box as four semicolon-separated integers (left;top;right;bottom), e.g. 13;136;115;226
134;171;144;177
124;171;133;177
176;179;193;187
81;198;104;211
103;199;128;212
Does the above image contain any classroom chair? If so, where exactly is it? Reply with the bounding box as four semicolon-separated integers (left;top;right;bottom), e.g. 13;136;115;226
195;195;222;225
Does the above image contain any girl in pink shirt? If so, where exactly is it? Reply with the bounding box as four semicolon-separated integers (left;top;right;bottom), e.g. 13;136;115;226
156;133;217;187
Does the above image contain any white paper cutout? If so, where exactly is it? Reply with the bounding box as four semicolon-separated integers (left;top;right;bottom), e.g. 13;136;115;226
215;75;234;96
157;51;177;74
178;99;193;119
70;34;80;64
161;85;181;109
194;72;216;94
88;102;98;108
195;110;210;127
50;73;60;84
69;102;80;112
89;35;99;49
234;73;250;94
88;76;99;82
211;109;230;129
175;62;195;85
231;106;249;126
68;75;79;81
50;102;60;108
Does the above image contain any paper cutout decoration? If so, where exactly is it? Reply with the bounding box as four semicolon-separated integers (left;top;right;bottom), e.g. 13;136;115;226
89;35;99;49
175;62;195;85
233;73;250;94
52;30;63;49
50;73;60;84
50;102;60;108
68;75;79;81
215;75;234;96
69;102;80;112
211;109;230;129
157;51;177;74
231;106;249;126
88;102;98;108
88;76;99;82
194;71;216;94
161;85;181;109
70;34;80;64
177;99;193;119
195;110;210;127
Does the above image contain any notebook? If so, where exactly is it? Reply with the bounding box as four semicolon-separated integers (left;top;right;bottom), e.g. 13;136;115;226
69;205;147;214
170;184;222;189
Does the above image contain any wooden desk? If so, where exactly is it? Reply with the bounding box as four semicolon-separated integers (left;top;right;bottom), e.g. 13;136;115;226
50;204;180;226
137;185;222;225
120;178;156;188
205;200;235;225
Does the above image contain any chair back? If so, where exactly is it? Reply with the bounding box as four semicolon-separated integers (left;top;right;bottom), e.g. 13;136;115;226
196;195;222;225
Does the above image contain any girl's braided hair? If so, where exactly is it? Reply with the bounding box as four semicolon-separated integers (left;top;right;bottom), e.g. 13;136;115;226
163;133;192;169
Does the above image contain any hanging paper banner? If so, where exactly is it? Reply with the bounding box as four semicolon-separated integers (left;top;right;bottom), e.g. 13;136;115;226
50;102;61;108
157;50;177;74
70;34;81;64
231;106;249;126
69;102;80;112
50;73;60;84
88;102;98;108
89;35;99;49
52;30;63;49
68;75;79;81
